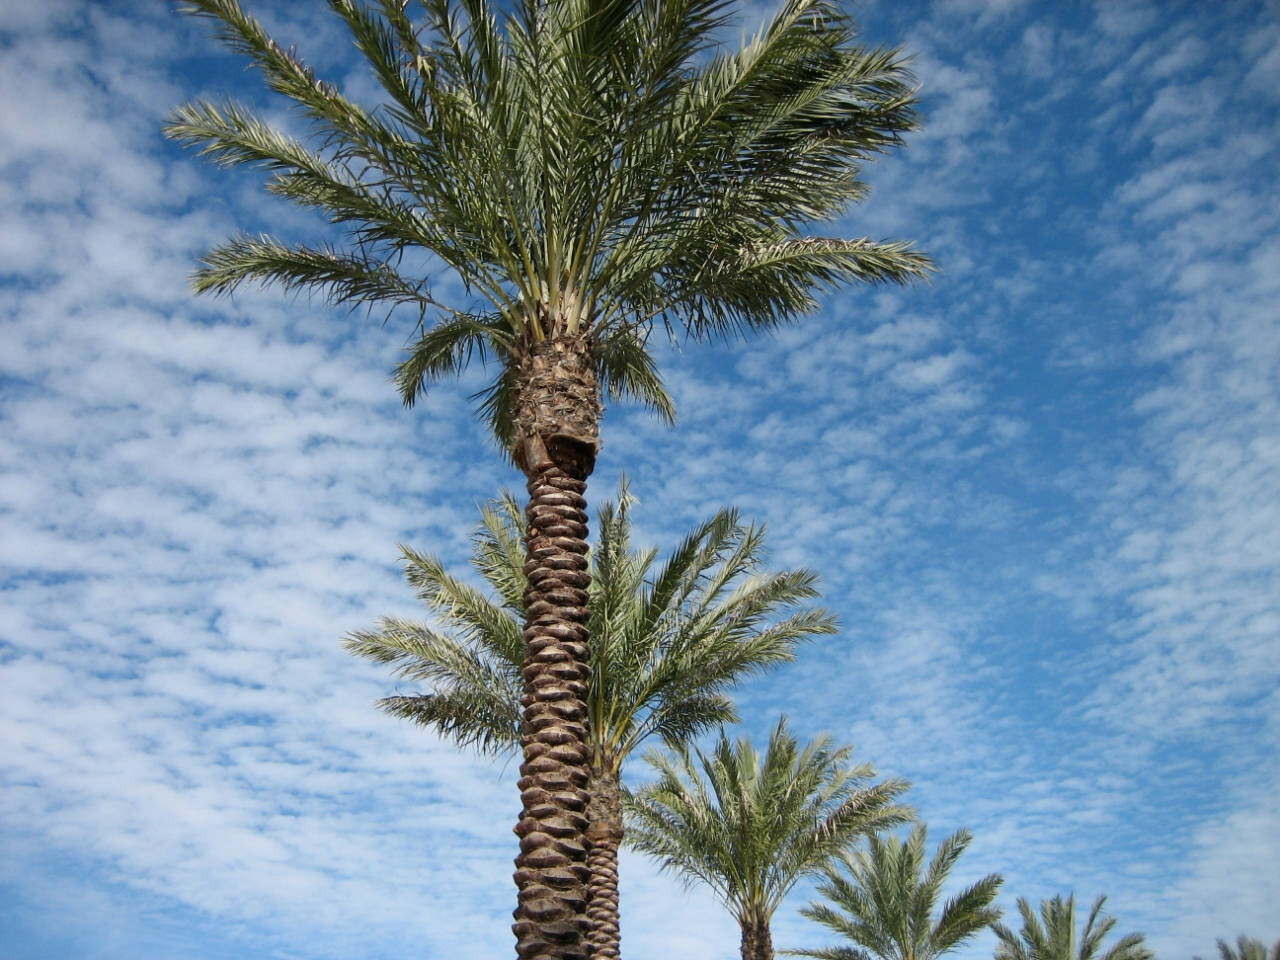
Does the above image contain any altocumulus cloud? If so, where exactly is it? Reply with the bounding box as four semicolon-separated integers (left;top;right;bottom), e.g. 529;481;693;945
2;1;1278;959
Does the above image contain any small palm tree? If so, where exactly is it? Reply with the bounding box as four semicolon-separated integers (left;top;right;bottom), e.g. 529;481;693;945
992;894;1153;960
1197;935;1280;960
788;825;1002;960
625;718;912;960
345;485;837;959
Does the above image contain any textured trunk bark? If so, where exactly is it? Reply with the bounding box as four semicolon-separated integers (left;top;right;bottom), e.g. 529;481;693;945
739;917;774;960
584;769;624;960
510;333;601;960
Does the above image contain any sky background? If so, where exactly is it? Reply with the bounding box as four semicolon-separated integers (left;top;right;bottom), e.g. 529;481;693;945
1;0;1277;958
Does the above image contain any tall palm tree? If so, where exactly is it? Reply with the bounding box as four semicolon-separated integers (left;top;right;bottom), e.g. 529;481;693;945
788;825;1002;960
625;718;912;960
345;484;838;959
992;894;1153;960
1197;936;1280;960
167;1;927;954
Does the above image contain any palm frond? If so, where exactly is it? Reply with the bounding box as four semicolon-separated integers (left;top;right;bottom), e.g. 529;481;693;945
647;692;738;748
473;492;529;612
343;616;522;754
734;236;933;287
639;508;742;636
378;689;520;754
327;0;430;122
395;312;512;407
180;0;393;145
594;327;676;425
192;234;434;309
779;948;872;960
398;546;526;665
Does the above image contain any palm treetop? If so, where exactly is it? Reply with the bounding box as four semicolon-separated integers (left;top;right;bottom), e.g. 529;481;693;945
993;894;1153;960
344;483;839;772
1197;936;1280;960
166;0;930;448
626;717;913;925
789;824;1003;960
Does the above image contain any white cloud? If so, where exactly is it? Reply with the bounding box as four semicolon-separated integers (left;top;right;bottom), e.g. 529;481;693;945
1158;781;1280;957
1092;1;1158;40
2;1;1278;958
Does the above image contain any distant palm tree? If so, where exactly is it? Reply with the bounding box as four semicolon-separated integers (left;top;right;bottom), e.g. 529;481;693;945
168;0;928;950
625;718;912;960
992;894;1152;960
1196;935;1280;960
345;486;837;959
788;825;1002;960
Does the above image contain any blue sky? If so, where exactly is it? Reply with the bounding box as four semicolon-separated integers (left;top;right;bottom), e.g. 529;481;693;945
1;0;1277;958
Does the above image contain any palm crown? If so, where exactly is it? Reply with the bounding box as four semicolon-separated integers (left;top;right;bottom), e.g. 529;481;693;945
626;718;912;960
345;485;836;766
166;0;929;446
1197;936;1280;960
790;825;1003;960
992;894;1153;960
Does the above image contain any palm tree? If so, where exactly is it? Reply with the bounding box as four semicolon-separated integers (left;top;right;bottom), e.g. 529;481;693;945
345;484;838;959
625;718;912;960
167;1;928;954
992;894;1153;960
788;825;1002;960
1197;936;1280;960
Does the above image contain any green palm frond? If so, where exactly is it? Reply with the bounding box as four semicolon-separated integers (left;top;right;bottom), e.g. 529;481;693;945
192;234;435;310
390;548;525;675
344;616;523;754
625;718;912;928
473;493;529;612
171;0;928;440
639;509;744;636
378;689;520;755
788;825;1002;960
592;0;931;335
646;692;738;746
395;312;513;408
733;237;934;288
992;894;1153;960
594;327;676;426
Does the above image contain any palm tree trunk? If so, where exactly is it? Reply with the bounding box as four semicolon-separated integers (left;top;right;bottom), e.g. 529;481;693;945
739;916;774;960
585;769;624;960
510;333;601;960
